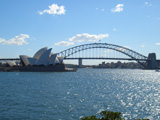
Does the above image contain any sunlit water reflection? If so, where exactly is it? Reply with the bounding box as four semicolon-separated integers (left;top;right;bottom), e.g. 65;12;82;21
0;69;160;120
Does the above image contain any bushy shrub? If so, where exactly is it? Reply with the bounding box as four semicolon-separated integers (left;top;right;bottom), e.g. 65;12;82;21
136;119;150;120
100;111;124;120
81;111;124;120
81;115;99;120
81;111;149;120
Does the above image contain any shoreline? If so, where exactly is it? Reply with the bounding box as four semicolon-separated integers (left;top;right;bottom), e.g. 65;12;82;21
0;65;77;72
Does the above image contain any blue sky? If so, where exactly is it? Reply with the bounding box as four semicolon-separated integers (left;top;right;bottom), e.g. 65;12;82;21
0;0;160;64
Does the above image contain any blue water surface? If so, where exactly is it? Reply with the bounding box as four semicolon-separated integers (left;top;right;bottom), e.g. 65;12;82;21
0;69;160;120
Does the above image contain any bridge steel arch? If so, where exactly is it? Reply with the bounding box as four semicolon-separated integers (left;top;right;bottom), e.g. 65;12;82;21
58;43;148;67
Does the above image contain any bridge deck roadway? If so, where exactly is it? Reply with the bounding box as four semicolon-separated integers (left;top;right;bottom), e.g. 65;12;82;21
64;58;147;61
0;58;20;61
0;58;157;61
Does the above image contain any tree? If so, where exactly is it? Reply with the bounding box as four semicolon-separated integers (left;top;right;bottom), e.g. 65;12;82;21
81;111;150;120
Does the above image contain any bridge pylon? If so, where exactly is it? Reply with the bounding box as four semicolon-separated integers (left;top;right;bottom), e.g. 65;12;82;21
147;53;157;69
78;58;83;68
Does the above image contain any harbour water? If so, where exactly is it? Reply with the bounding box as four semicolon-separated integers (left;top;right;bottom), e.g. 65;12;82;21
0;69;160;120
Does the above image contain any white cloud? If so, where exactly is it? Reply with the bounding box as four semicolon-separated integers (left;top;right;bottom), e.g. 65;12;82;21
38;4;66;16
101;9;104;12
96;8;105;12
54;33;109;47
27;49;32;51
113;28;117;31
69;33;109;42
141;44;145;48
54;41;74;46
155;43;160;45
0;34;29;46
145;2;152;7
111;4;124;13
0;38;5;43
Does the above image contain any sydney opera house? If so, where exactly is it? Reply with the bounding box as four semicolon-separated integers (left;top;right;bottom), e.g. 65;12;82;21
19;47;64;67
3;47;69;72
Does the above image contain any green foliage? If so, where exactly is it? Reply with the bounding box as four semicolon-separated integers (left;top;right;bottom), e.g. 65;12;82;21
81;115;99;120
81;111;150;120
136;119;150;120
100;111;124;120
81;111;124;120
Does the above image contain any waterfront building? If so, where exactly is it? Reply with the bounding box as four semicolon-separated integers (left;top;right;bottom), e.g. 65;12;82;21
5;47;64;67
5;60;16;67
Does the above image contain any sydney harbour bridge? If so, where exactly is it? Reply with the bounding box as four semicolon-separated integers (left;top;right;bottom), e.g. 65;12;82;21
57;43;159;69
0;43;159;69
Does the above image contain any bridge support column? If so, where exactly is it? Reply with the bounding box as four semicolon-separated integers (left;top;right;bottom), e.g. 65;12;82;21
78;58;83;68
147;53;157;69
157;60;160;69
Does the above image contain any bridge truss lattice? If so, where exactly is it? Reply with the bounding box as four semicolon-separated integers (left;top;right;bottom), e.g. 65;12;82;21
58;43;148;67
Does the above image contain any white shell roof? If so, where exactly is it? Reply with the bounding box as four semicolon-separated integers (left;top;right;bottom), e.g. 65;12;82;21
5;60;16;67
33;47;48;60
49;54;59;65
19;47;64;66
57;56;64;64
28;58;37;66
19;55;30;66
35;48;52;66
